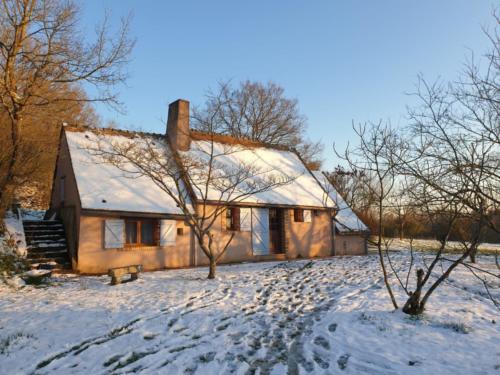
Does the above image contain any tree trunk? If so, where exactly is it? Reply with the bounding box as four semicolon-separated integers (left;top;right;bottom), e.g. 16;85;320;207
402;268;425;315
469;247;477;263
377;196;398;310
0;116;21;221
208;257;216;279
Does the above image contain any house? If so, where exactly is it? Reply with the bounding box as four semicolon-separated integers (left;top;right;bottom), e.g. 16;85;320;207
312;171;370;255
49;99;369;273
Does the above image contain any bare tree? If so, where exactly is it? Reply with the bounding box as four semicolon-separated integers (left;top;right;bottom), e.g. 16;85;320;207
88;125;295;280
0;0;134;223
192;80;324;170
380;12;499;314
335;122;405;309
323;165;378;229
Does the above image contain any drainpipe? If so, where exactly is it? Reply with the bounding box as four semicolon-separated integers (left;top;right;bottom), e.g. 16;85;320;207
331;209;336;256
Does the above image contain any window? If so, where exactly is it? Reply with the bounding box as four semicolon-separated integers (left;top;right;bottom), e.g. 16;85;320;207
177;227;184;236
141;220;155;245
125;221;138;244
294;208;304;222
226;207;240;231
125;219;157;246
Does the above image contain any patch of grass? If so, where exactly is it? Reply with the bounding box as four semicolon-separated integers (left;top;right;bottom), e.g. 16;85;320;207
198;351;216;363
0;332;34;355
113;350;158;370
359;312;375;322
435;321;471;334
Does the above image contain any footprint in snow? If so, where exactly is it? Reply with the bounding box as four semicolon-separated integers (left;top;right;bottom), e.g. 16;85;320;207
313;336;330;350
328;323;338;333
313;351;330;369
337;354;350;370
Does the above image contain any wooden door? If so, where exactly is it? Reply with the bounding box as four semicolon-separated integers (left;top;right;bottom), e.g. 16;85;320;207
269;208;284;254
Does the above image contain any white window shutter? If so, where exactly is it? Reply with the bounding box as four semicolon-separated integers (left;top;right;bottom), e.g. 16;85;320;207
240;208;251;231
104;219;124;248
303;210;312;223
160;220;176;246
252;208;270;255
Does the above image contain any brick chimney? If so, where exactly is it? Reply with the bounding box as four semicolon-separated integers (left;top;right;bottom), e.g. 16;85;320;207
167;99;190;151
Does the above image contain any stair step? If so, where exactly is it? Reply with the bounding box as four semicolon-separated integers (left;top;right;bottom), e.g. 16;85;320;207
25;230;65;236
28;241;67;247
26;233;64;240
28;250;69;259
24;225;64;231
26;233;65;243
31;261;71;270
28;245;67;253
23;220;62;224
28;257;69;265
27;241;66;247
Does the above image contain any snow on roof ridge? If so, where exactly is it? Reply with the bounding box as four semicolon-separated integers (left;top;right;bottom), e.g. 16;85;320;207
63;125;164;139
64;126;297;154
189;130;295;152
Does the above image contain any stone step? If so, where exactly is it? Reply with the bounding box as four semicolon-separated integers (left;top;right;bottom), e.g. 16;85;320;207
28;245;68;256
25;229;65;237
32;263;71;271
24;225;64;231
26;241;66;247
23;220;62;225
28;256;70;265
28;250;69;259
27;242;67;249
25;232;64;242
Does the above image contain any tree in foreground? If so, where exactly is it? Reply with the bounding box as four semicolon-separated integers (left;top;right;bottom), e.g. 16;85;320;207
89;113;295;279
336;122;405;310
339;12;499;314
0;0;134;225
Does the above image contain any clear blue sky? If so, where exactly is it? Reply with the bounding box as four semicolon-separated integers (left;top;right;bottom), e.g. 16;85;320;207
81;1;496;168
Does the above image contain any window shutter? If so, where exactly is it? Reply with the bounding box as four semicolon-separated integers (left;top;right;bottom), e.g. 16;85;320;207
154;220;160;245
233;208;241;231
222;208;227;232
303;210;312;223
240;208;251;231
104;219;124;248
160;220;176;246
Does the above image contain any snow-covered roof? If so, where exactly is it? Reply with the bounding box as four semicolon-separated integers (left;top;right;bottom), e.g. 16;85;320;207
66;130;186;215
65;128;336;213
180;139;336;208
312;171;369;233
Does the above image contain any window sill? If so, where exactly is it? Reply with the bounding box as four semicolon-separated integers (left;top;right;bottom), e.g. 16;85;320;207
118;245;161;251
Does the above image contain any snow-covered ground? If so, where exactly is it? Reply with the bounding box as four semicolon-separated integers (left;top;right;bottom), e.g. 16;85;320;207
386;238;500;254
0;253;498;374
2;210;27;257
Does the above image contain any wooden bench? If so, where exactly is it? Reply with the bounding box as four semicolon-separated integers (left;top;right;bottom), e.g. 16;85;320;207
108;265;143;285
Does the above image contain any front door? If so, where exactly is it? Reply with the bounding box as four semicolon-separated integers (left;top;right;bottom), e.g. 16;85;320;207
269;208;284;254
252;208;270;255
